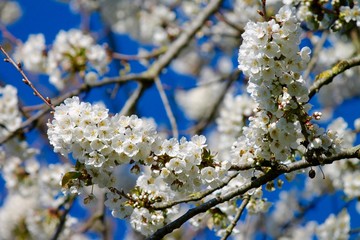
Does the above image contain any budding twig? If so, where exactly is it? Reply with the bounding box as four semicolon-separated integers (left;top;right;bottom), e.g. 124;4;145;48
0;45;55;110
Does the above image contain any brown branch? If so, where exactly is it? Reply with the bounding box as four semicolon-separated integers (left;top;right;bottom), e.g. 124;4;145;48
112;46;167;61
221;195;250;240
51;196;76;240
147;0;225;77
119;82;147;116
308;55;360;100
153;172;240;210
349;227;360;235
261;0;268;21
147;144;360;239
190;68;241;135
0;107;49;144
0;22;21;46
0;45;55;110
215;12;244;34
154;76;178;138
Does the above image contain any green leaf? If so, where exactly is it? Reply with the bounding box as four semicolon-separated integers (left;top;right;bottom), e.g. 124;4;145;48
61;171;81;188
75;160;84;171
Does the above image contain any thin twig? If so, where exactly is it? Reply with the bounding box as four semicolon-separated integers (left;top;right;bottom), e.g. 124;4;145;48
349;227;360;235
215;12;244;34
0;45;55;110
221;195;250;240
261;0;268;21
0;22;21;46
0;107;48;144
190;68;241;135
51;196;76;240
119;82;146;116
21;103;48;112
154;76;178;139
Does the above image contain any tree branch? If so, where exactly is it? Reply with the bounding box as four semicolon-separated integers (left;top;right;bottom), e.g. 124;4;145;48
112;46;167;61
1;0;224;145
221;195;250;240
153;172;240;210
119;82;146;116
147;0;225;77
154;76;178;138
308;55;360;100
51;196;75;240
0;73;148;145
190;68;241;135
147;144;360;239
0;45;54;110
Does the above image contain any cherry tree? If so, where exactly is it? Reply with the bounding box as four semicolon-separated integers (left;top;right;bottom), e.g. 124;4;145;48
0;0;359;239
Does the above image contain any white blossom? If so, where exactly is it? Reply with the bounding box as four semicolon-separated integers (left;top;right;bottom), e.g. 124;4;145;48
316;209;350;240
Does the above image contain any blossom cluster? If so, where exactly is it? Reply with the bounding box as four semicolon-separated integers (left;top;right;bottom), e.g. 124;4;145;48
47;96;158;166
287;0;360;30
0;0;21;25
14;29;110;90
316;209;350;240
0;85;22;139
304;117;360;200
47;96;230;235
337;4;360;27
0;157;85;239
99;0;177;45
0;0;359;238
235;6;341;168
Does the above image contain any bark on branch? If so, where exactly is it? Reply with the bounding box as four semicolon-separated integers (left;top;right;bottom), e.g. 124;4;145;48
147;144;360;239
308;55;360;100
